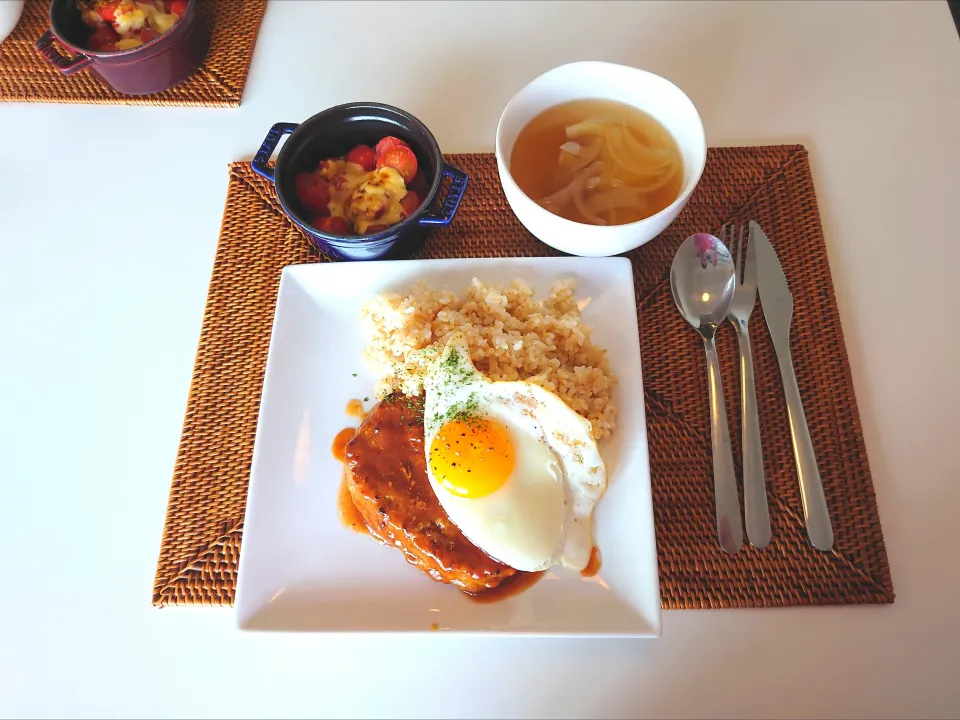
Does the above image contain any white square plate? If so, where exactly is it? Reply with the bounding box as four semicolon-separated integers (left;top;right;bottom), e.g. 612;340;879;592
235;257;660;636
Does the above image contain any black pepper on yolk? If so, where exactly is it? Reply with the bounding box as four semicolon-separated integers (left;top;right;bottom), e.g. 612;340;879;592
428;417;516;498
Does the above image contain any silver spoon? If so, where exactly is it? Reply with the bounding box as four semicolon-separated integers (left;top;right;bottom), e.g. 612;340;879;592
670;233;744;554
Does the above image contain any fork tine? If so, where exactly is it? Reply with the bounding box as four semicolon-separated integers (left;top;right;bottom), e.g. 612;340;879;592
740;225;747;283
744;223;757;288
730;225;743;285
722;224;733;265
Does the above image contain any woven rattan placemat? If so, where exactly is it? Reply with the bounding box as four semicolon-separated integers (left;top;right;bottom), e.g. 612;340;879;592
153;147;893;609
0;0;264;107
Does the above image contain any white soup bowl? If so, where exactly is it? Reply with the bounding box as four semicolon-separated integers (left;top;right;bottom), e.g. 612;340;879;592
495;61;706;257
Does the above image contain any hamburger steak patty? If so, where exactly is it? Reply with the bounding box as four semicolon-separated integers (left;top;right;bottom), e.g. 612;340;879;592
344;394;517;593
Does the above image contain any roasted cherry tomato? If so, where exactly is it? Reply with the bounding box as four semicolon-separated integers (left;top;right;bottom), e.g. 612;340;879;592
408;170;430;198
400;191;420;217
88;24;120;51
99;42;118;52
139;27;159;43
295;172;331;213
315;216;351;235
96;0;119;21
345;145;376;172
312;206;330;221
375;136;408;159
170;0;188;15
377;146;418;184
364;224;389;235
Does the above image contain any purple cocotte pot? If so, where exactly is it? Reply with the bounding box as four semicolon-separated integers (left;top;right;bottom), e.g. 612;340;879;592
35;0;210;95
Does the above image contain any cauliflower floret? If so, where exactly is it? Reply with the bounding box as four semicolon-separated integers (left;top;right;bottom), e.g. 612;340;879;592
347;167;408;233
113;0;146;35
145;7;178;33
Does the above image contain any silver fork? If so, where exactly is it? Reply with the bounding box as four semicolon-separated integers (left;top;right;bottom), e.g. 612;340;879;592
723;224;772;548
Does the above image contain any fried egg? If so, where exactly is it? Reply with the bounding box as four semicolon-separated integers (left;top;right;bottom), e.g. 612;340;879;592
423;334;607;572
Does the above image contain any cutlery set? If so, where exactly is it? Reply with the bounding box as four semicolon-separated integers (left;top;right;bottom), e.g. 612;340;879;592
670;222;834;553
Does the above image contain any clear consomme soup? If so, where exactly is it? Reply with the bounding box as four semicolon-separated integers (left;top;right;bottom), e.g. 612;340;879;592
509;98;684;227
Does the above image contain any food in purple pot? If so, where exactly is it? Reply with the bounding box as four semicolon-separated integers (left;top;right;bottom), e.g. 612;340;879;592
296;137;429;235
77;0;185;52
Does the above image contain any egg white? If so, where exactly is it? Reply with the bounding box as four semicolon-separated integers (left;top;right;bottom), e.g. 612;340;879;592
423;334;607;572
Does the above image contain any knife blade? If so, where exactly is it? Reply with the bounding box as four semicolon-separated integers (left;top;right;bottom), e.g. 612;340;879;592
752;221;793;341
751;221;834;551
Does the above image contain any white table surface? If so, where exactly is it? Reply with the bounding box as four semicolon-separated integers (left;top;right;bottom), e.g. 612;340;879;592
2;1;959;717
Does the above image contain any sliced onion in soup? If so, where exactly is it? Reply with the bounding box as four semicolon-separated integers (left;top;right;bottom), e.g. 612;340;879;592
541;160;605;211
585;187;650;218
555;140;601;186
573;185;607;226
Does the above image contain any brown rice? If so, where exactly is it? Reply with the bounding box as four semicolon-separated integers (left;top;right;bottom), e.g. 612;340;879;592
359;277;617;439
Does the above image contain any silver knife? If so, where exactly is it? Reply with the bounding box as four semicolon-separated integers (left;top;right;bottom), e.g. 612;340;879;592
751;221;834;551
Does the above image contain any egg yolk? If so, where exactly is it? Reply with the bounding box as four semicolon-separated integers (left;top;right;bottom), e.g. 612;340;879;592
428;417;515;498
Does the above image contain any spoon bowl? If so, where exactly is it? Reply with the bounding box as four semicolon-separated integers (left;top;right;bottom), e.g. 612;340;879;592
670;233;737;334
670;233;743;554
